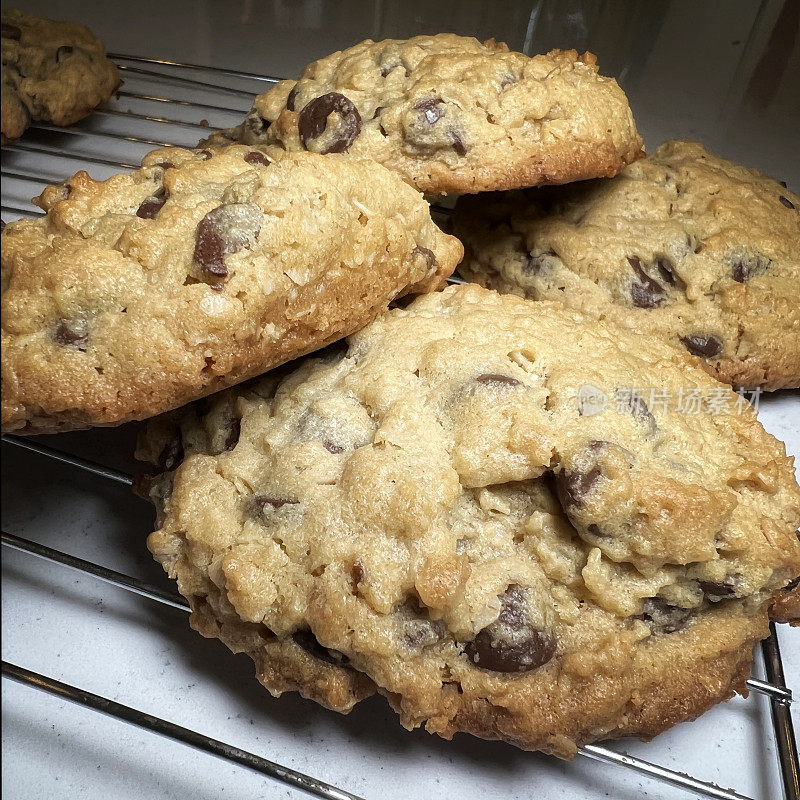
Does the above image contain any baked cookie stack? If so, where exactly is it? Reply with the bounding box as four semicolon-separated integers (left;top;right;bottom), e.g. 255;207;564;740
2;33;798;760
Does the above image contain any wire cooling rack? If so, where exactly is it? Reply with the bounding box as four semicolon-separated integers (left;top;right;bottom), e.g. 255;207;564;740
1;54;798;800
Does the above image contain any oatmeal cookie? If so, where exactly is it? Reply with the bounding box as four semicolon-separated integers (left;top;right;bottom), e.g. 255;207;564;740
453;140;800;390
1;145;461;433
203;35;643;195
139;284;800;757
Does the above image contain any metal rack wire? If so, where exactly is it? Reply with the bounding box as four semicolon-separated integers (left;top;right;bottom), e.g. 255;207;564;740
1;54;797;800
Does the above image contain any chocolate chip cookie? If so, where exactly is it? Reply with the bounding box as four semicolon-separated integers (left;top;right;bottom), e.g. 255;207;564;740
203;35;643;195
1;145;462;434
453;140;800;390
1;8;120;143
138;284;800;757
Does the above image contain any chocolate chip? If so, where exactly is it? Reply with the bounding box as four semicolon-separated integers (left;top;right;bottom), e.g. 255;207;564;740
56;45;73;62
250;495;298;513
621;392;656;432
351;560;365;588
155;161;174;170
414;97;445;125
298;92;362;154
731;253;770;283
372;106;384;119
53;319;88;350
463;585;556;673
286;85;298;112
450;131;467;157
323;440;344;454
475;373;522;388
2;23;21;40
224;418;241;450
411;245;437;270
628;256;667;308
244;150;269;166
698;578;737;599
556;465;602;508
779;195;795;209
136;187;168;219
292;630;348;665
639;598;692;634
158;435;184;471
193;203;262;280
380;60;401;77
655;258;677;286
680;334;723;359
243;108;269;138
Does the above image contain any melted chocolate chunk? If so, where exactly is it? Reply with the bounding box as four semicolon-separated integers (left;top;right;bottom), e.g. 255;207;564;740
136;187;168;219
53;319;88;350
372;106;384;119
244;150;270;166
628;256;667;308
193;203;263;280
475;373;522;388
158;434;184;471
463;585;556;673
731;253;770;283
779;195;795;210
298;92;362;154
56;45;73;62
556;465;602;508
286;85;298;111
2;23;21;40
680;334;723;359
639;598;692;634
224;417;241;451
292;630;348;665
412;245;437;270
414;98;444;125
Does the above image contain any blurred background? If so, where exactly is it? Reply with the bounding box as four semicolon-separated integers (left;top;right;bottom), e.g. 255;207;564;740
15;0;800;184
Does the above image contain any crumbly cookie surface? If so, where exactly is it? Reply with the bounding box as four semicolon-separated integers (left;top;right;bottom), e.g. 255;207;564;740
1;145;461;433
203;35;643;195
1;8;119;142
454;140;800;390
139;284;800;756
